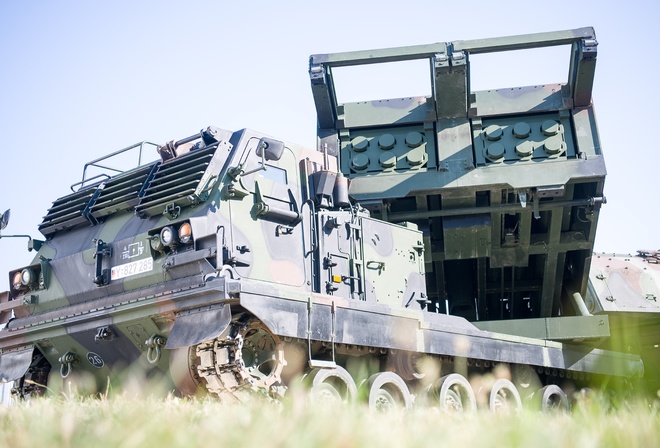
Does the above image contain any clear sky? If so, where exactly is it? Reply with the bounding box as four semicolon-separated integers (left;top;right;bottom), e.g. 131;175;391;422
0;1;658;289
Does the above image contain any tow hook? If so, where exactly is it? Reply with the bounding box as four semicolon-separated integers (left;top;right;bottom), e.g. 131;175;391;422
58;352;78;378
145;335;167;364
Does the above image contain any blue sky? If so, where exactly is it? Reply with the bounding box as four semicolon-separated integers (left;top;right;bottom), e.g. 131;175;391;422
0;1;658;288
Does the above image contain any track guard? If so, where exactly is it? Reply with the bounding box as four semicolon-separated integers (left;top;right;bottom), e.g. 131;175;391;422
165;304;232;349
0;346;34;382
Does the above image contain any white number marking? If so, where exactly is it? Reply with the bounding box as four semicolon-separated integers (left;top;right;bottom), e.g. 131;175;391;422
110;257;154;281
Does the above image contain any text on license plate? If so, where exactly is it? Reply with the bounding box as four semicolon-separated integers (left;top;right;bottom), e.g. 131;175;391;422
111;258;154;281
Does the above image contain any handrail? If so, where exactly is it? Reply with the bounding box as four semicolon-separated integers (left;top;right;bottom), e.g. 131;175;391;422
79;141;160;190
70;173;110;192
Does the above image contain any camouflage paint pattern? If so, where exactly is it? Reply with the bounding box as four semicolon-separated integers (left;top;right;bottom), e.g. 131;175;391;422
0;28;653;401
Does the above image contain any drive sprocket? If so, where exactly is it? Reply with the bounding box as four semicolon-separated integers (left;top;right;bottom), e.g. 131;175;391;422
195;318;287;401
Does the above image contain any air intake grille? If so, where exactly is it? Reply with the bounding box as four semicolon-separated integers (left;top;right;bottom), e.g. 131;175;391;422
39;187;100;236
39;141;226;235
88;163;158;220
135;146;218;217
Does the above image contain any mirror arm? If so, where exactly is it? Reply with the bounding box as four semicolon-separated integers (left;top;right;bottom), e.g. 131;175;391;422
240;147;268;177
0;234;43;252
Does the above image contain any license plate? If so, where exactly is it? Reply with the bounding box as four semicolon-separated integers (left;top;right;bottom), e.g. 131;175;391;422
110;257;154;281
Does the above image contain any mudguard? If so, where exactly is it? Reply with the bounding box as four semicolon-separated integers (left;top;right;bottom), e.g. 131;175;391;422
0;346;33;382
165;303;232;349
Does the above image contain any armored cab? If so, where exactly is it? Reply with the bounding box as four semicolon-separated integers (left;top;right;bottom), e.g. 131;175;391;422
0;28;654;410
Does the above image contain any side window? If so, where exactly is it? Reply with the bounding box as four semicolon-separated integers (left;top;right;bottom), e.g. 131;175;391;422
259;164;287;184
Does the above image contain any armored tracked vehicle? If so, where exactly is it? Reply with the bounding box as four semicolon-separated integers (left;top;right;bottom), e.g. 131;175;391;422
1;27;658;411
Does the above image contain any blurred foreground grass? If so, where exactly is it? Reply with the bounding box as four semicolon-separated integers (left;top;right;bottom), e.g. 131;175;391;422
0;388;658;448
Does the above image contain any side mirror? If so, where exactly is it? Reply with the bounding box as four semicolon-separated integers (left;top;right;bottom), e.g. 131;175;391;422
233;137;286;179
255;138;285;162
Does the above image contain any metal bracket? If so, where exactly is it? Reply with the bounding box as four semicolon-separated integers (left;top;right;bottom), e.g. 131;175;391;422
366;260;385;272
323;255;337;269
330;300;337;364
251;181;270;218
163;203;181;220
221;182;249;200
570;37;598;107
532;193;540;220
94;326;116;342
276;225;294;236
82;184;104;227
92;239;112;286
306;297;338;369
306;297;313;361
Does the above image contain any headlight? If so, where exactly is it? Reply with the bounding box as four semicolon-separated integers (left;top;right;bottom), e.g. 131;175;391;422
160;226;176;246
9;264;44;294
178;222;193;244
21;268;34;286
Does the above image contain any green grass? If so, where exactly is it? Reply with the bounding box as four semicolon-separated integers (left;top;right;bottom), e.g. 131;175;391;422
0;387;658;448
